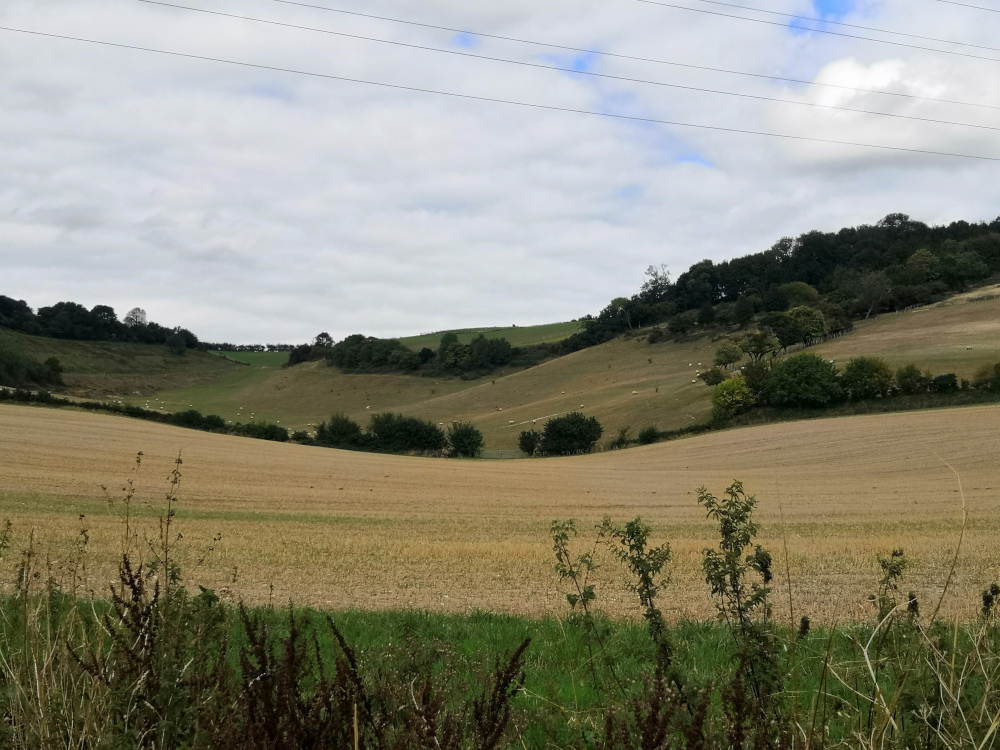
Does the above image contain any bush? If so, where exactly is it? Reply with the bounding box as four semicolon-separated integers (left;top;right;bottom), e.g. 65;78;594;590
841;356;895;400
698;367;728;386
740;359;772;397
765;353;842;408
290;430;311;442
712;377;755;421
637;425;660;445
0;346;64;389
896;364;932;395
446;422;484;458
930;373;959;394
538;413;603;456
518;429;541;455
368;413;446;454
609;426;632;450
315;413;367;449
972;363;1000;391
233;422;289;442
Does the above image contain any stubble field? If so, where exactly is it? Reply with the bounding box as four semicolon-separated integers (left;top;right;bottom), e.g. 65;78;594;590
2;403;998;623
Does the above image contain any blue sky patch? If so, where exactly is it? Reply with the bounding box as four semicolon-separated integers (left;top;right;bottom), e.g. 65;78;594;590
813;0;854;19
450;32;478;49
676;153;714;168
539;51;599;77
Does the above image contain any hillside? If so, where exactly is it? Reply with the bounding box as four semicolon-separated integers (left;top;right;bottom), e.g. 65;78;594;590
6;283;999;450
115;286;1000;449
1;402;996;620
0;327;240;397
397;321;582;351
813;283;1000;376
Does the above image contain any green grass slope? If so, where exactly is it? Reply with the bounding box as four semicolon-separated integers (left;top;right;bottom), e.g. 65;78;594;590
0;328;241;397
398;321;582;351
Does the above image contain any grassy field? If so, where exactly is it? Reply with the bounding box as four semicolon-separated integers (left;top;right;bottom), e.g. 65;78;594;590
813;283;1000;377
208;350;289;367
2;402;997;623
0;328;241;397
397;321;582;351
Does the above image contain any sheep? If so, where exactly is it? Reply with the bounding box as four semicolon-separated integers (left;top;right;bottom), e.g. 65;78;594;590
631;390;638;395
509;420;515;424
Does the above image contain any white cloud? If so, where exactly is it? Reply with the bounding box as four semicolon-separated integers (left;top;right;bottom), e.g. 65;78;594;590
0;0;998;342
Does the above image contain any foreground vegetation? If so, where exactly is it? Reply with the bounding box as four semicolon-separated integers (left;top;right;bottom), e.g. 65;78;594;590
1;466;998;748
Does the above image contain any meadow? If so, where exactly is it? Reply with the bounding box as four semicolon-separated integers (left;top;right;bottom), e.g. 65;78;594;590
1;401;997;624
397;320;583;351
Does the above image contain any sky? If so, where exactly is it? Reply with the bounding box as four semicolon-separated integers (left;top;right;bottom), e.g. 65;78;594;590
1;0;998;343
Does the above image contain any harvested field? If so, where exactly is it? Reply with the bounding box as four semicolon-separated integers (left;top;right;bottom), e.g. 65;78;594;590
1;403;998;623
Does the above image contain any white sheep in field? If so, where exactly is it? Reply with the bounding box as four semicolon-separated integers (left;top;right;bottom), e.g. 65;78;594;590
631;390;638;395
509;420;515;424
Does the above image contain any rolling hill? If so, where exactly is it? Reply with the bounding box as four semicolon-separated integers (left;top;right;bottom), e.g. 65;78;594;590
4;284;1000;451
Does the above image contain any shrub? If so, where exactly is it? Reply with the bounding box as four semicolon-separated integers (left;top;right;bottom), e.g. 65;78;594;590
518;429;541;455
896;364;932;395
698;367;728;386
972;362;1000;391
233;422;289;442
841;356;895;400
609;426;632;450
315;413;366;449
290;430;311;442
637;425;660;445
740;359;772;397
765;353;841;408
368;413;446;454
931;373;959;394
712;377;755;420
538;412;603;455
446;422;484;458
646;328;666;344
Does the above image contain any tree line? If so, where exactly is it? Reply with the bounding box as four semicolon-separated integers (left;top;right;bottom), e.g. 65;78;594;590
0;296;200;352
303;412;484;457
287;331;550;378
704;332;1000;420
554;213;1000;354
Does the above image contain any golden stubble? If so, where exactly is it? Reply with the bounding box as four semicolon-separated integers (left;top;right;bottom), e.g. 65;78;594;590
1;403;998;623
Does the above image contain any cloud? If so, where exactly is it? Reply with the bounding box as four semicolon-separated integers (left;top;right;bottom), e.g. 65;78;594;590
0;0;997;343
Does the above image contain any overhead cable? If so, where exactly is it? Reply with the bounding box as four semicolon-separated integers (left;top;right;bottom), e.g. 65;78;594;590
633;0;1000;63
933;0;1000;12
0;24;996;162
687;0;1000;53
137;0;1000;133
255;0;1000;111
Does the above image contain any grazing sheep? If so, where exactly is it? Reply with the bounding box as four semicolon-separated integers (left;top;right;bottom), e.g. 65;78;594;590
632;390;638;395
509;420;515;424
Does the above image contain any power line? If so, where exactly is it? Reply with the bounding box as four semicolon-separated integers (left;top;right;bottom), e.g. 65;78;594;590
1;23;997;162
138;0;1000;134
933;0;1000;12
633;0;1000;63
687;0;1000;53
257;0;1000;112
